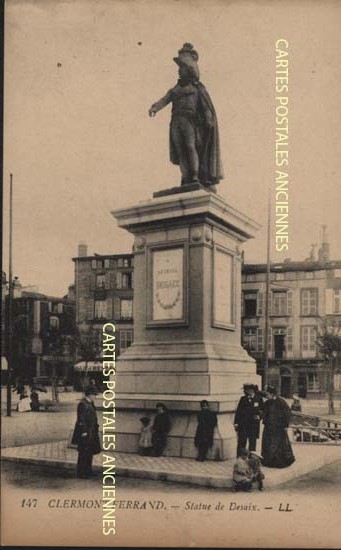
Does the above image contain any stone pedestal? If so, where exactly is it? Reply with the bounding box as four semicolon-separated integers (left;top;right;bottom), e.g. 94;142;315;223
111;189;261;460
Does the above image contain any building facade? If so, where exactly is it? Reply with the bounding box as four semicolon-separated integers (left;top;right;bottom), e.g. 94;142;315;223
241;257;341;399
4;279;75;383
73;244;134;367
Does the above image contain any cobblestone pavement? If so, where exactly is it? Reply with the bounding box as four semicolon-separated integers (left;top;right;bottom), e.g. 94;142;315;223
2;440;340;488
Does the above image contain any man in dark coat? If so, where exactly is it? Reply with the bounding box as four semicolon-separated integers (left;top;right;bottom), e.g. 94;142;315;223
234;384;264;457
194;400;217;461
149;43;223;189
151;402;171;457
72;386;101;478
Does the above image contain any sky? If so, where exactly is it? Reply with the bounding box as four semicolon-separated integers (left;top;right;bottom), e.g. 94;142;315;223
3;0;341;296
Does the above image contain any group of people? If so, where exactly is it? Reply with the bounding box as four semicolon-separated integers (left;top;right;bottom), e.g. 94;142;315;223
139;402;171;457
234;383;295;470
72;384;295;484
138;399;217;461
231;383;295;491
12;380;47;412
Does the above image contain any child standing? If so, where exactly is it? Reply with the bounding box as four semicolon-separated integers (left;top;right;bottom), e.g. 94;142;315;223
233;448;252;492
248;451;265;491
139;417;153;456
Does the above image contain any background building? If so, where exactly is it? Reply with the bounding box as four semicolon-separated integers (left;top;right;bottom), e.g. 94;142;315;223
72;243;134;385
241;237;341;399
4;278;75;384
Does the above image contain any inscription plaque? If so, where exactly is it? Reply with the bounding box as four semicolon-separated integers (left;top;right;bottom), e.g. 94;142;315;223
152;247;184;321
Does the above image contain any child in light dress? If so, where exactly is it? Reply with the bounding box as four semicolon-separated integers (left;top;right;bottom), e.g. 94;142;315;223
139;417;153;456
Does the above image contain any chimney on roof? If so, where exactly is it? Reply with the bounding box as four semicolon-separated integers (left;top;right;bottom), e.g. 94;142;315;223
13;276;22;298
306;243;317;262
318;225;330;264
78;241;88;257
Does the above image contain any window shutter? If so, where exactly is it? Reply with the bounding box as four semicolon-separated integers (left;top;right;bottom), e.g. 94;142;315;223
268;292;272;316
257;292;264;316
113;298;121;320
257;327;263;352
325;289;333;314
268;327;272;352
131;272;134;290
287;291;293;315
106;298;113;319
87;299;94;321
89;274;95;290
241;294;245;317
286;327;293;354
105;272;110;290
109;272;116;289
116;272;122;289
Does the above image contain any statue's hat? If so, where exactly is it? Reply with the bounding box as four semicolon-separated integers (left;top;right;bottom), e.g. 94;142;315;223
173;43;200;80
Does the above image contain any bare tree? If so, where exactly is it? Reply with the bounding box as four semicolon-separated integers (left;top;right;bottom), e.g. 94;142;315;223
317;326;341;415
73;328;101;392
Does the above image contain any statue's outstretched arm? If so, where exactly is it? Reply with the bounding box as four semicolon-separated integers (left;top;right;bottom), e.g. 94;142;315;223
149;90;172;117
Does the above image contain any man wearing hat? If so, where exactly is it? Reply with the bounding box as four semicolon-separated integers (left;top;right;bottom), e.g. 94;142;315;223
149;43;223;189
234;383;264;457
72;386;101;478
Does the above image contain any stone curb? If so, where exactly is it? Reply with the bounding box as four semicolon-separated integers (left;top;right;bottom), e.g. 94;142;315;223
2;442;340;489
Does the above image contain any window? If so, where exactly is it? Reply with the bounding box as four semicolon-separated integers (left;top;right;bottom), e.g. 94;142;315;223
118;257;130;268
333;290;341;314
57;303;63;314
301;289;318;316
300;272;314;280
242;327;263;352
121;299;133;320
49;316;59;329
275;273;285;281
334;374;341;391
244;293;257;317
117;271;132;289
104;259;110;269
94;300;107;319
243;328;257;351
272;292;288;316
122;273;132;289
96;274;106;288
120;329;133;350
301;326;317;353
91;259;97;270
307;373;320;392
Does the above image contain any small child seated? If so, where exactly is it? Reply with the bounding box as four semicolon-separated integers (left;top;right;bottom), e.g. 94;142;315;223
139;416;153;456
233;448;252;492
248;451;265;491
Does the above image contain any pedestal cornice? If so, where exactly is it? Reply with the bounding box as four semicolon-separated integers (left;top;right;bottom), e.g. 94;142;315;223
112;190;260;242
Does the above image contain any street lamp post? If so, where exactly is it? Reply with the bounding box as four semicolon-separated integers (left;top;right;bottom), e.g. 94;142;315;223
328;352;336;415
6;174;14;417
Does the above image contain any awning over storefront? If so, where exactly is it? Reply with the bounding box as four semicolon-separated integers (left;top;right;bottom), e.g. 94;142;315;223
74;361;102;372
1;356;8;371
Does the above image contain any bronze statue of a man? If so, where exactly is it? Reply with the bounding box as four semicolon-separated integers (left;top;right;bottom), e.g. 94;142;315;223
149;43;224;190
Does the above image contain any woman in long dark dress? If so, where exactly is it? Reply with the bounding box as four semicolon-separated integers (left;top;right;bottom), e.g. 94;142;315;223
261;386;295;468
194;400;217;461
